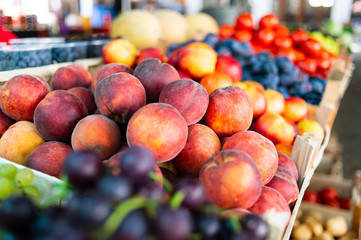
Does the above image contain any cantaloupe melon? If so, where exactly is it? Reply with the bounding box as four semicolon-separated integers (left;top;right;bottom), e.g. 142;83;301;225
186;13;219;41
154;9;187;47
111;10;162;50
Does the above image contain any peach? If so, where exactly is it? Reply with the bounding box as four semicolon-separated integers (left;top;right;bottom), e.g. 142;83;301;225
106;150;163;188
204;86;253;137
199;149;262;209
91;63;133;92
264;89;285;115
167;49;183;69
178;70;192;79
275;144;293;157
283;97;308;122
68;87;97;114
0;121;44;165
133;58;180;102
278;152;298;181
215;55;242;82
248;186;291;228
234;81;266;119
26;141;73;178
127;103;188;163
297;119;324;137
253;112;295;145
0;74;50;121
72;115;122;160
200;72;233;95
136;48;167;66
223;130;278;185
50;65;92;90
0;109;15;137
266;167;299;204
94;72;146;124
102;39;137;67
33;90;88;143
159;79;209;125
179;42;217;79
173;124;221;177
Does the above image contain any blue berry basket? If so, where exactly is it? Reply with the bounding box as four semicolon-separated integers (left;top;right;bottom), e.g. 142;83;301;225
87;39;110;58
0;45;52;71
9;37;65;45
50;42;88;63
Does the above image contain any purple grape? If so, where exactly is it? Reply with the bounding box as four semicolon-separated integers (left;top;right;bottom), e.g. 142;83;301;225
195;214;220;240
174;178;205;209
97;175;133;203
240;214;269;240
0;196;37;234
64;151;103;190
111;209;149;240
138;181;163;201
155;206;193;240
159;167;178;185
119;147;155;183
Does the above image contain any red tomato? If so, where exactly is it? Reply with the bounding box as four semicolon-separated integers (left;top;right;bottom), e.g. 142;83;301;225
316;57;331;70
318;187;339;204
259;13;279;29
274;25;289;37
274;36;293;49
235;12;254;31
294;49;306;62
303;190;318;203
254;28;275;46
277;48;297;62
326;199;341;208
251;42;266;54
291;29;309;46
219;24;235;39
297;58;317;74
301;39;322;57
340;198;351;210
233;30;252;42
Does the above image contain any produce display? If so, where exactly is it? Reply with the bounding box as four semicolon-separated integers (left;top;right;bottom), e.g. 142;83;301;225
304;187;351;210
292;209;356;240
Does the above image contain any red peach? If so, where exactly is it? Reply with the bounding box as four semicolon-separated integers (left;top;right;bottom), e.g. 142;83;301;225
253;112;295;145
264;89;285;115
126;103;188;163
136;48;167;66
222;208;252;218
178;70;192;79
222;130;278;185
204;86;253;137
0;109;15;137
266;167;299;204
215;55;242;82
200;149;262;209
0;74;50;121
26;141;73;178
159;79;209;125
167;49;183;69
68;87;97;114
33;90;88;143
248;186;291;228
50;65;92;90
234;81;267;119
71;115;122;160
283;97;308;122
278;152;298;181
94;72;146;124
133;58;180;102
173;124;221;177
91;63;133;92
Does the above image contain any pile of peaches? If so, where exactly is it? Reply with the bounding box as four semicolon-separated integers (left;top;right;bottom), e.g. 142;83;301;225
0;38;325;229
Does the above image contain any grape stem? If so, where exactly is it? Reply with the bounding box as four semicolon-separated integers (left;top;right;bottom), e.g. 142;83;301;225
148;172;173;193
169;191;185;210
96;195;146;239
229;214;241;233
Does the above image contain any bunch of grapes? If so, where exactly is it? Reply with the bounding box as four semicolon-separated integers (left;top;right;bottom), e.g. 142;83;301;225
0;147;269;240
0;164;40;201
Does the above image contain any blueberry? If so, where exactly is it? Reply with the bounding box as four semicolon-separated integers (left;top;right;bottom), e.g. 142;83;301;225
256;51;272;62
275;56;294;73
216;47;232;56
242;68;253;80
203;33;219;48
261;60;278;75
168;43;180;52
303;92;322;105
251;61;263;74
239;42;254;56
279;72;298;87
278;86;291;98
290;81;313;96
310;78;326;94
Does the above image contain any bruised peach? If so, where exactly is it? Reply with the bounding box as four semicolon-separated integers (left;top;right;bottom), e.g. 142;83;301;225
173;124;221;177
159;79;209;125
0;74;50;121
